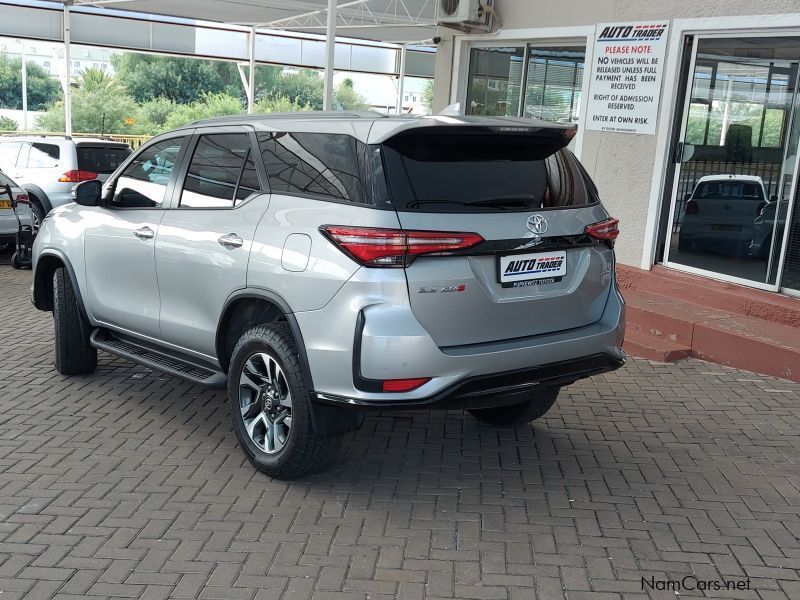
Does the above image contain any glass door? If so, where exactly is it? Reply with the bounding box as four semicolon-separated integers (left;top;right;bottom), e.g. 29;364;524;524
663;35;800;290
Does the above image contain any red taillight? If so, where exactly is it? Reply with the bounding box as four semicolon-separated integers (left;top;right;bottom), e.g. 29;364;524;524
58;170;98;183
320;226;484;267
15;193;29;204
685;200;699;215
381;377;431;392
585;218;620;242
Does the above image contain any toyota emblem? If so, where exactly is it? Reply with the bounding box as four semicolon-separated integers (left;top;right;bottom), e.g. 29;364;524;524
526;214;548;235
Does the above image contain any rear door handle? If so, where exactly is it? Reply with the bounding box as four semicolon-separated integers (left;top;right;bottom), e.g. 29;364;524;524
218;233;243;249
133;226;155;240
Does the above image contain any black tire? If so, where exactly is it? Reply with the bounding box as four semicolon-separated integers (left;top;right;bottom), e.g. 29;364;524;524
469;386;560;426
30;200;45;235
228;323;342;479
11;252;21;269
53;268;97;375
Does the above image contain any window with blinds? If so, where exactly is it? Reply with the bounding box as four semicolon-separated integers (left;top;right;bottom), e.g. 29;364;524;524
465;45;586;126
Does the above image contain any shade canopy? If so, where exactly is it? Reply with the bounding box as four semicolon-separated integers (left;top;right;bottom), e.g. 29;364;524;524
67;0;438;43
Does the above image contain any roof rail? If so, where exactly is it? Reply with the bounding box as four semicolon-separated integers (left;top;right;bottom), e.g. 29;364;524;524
187;110;387;127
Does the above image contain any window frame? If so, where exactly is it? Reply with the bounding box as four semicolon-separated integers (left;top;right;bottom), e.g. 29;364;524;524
104;132;193;211
169;126;268;211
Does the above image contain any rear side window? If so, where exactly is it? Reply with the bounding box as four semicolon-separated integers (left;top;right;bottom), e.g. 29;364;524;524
0;170;14;187
382;132;596;213
77;145;131;174
180;133;260;209
27;143;60;168
257;132;390;208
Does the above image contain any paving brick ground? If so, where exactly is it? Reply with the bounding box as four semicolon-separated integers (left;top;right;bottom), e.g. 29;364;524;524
0;254;799;600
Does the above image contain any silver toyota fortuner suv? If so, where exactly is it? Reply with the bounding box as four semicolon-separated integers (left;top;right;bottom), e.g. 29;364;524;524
32;112;625;478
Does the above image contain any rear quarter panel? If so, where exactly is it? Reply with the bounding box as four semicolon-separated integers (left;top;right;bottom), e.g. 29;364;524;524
247;195;402;312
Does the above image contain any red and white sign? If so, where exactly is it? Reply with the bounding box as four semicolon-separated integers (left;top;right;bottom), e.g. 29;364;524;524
586;21;669;135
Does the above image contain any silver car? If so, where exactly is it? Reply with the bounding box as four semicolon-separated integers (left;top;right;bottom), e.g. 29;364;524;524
0;136;131;229
31;112;625;478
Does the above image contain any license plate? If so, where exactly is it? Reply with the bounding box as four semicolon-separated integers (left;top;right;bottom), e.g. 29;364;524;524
0;200;11;209
498;250;567;287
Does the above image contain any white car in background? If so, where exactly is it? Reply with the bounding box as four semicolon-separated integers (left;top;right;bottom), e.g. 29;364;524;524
678;174;769;257
0;136;131;230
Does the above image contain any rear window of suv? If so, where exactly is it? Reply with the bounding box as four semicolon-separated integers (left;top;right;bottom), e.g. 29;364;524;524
381;132;597;213
77;145;131;174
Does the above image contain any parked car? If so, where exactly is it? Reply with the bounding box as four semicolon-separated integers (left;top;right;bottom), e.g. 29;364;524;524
0;168;32;250
678;174;769;257
0;136;131;229
31;112;626;478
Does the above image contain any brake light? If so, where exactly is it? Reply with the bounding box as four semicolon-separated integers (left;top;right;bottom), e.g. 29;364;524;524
58;170;97;183
382;377;431;392
15;193;29;204
685;200;699;215
585;218;619;242
320;226;484;267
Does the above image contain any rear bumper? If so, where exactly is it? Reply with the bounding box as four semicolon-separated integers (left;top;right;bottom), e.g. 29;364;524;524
296;267;626;408
313;352;624;409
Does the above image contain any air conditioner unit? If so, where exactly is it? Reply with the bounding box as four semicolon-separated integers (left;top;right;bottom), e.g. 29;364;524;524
437;0;493;28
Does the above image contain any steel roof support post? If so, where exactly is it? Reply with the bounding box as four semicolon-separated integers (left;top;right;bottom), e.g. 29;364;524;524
323;0;337;110
248;26;256;114
63;3;72;138
21;39;27;131
396;43;407;115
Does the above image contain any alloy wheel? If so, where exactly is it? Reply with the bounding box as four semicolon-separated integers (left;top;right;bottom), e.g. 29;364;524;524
238;352;292;454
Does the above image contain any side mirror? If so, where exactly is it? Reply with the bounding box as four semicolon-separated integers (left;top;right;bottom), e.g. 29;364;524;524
73;180;102;207
684;192;692;201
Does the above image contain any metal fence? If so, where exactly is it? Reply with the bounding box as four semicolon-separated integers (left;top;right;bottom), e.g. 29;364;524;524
672;160;783;231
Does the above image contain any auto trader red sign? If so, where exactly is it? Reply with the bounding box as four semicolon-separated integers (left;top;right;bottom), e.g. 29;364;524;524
586;21;669;135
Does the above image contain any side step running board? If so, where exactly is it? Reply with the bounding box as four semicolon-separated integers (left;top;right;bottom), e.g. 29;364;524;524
90;329;227;389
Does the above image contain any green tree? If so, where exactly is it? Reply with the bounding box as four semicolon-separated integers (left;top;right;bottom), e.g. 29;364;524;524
162;92;244;130
253;95;310;114
0;115;18;131
111;53;240;104
260;69;324;110
334;79;369;110
422;79;434;115
37;86;140;135
137;97;178;135
78;67;125;95
0;54;61;111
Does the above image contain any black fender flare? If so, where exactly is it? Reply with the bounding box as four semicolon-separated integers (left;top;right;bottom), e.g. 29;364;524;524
33;249;93;340
22;184;53;213
217;288;363;436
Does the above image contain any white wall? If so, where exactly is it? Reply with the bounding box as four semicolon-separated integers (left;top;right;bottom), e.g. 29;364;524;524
434;1;800;269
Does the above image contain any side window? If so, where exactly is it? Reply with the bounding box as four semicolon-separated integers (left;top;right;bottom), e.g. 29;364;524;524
28;143;60;168
111;137;186;208
0;142;22;168
180;133;260;209
257;132;382;207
